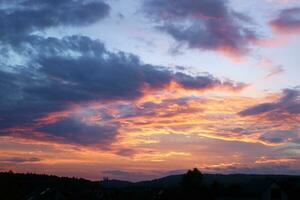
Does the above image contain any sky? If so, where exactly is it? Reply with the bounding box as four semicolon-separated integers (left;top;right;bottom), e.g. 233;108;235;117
0;0;299;181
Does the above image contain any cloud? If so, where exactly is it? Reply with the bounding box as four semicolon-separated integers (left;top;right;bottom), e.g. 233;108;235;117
239;88;300;117
0;35;245;147
265;65;285;79
237;89;300;145
255;156;297;164
0;0;246;149
37;117;119;146
259;130;299;145
143;0;258;58
0;0;110;43
0;0;251;154
259;57;285;79
204;164;300;175
103;96;204;120
0;157;42;164
265;0;299;3
174;72;246;91
270;7;300;34
103;91;298;146
115;148;138;157
239;102;278;116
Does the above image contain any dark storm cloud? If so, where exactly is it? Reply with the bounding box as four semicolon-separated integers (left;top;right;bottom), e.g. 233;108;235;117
37;118;119;146
270;7;300;33
0;35;245;146
239;89;300;116
0;0;110;42
143;0;258;56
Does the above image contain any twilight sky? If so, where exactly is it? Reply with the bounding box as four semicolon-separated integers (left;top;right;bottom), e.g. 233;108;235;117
0;0;300;181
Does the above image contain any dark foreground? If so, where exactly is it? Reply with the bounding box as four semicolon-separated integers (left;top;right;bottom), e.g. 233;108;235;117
1;170;300;200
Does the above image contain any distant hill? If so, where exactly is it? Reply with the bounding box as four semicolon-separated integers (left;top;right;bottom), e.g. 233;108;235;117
100;174;184;188
100;179;135;188
100;173;300;189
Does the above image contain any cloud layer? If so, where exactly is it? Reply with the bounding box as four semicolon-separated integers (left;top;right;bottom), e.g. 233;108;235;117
0;35;245;147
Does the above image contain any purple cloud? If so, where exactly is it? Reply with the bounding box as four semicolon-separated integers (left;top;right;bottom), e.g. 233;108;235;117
0;157;42;164
143;0;258;57
239;89;300;116
0;0;110;42
37;117;119;147
270;7;300;34
259;130;299;145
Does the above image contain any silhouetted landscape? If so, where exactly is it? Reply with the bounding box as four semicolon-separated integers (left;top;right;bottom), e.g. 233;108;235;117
1;169;300;200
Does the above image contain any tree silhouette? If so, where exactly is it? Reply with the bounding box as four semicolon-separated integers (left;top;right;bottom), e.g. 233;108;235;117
181;168;203;190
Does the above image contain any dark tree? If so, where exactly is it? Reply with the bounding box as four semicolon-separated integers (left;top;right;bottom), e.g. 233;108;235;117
181;168;203;190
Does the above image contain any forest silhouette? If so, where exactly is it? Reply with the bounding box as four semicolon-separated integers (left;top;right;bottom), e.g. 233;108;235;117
1;169;300;200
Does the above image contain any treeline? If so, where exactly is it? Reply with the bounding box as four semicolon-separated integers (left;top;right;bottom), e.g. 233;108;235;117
1;169;300;200
0;171;101;200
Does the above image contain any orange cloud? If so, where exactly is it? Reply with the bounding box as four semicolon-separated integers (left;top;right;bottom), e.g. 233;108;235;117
255;156;297;164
